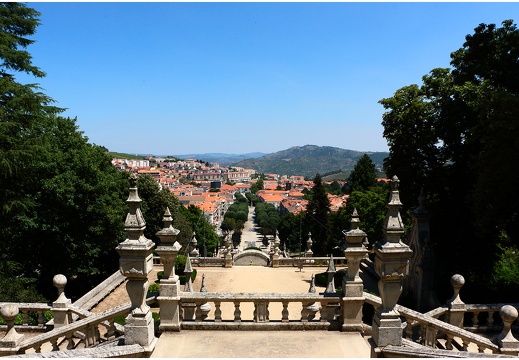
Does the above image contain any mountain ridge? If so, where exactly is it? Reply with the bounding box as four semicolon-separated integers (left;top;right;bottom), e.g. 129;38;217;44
232;145;388;178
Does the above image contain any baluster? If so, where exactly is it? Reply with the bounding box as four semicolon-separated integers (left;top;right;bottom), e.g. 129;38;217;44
195;301;202;322
233;301;241;322
472;311;479;326
478;344;485;353
319;301;327;322
214;301;222;322
445;332;454;350
405;317;413;340
35;344;42;353
22;310;29;326
487;311;495;327
38;310;45;326
462;338;469;351
106;318;116;339
66;333;75;350
281;301;289;323
51;338;59;351
301;302;309;322
419;324;426;345
425;325;437;348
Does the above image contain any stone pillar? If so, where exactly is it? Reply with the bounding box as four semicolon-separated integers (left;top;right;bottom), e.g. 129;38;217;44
0;304;24;355
189;232;199;257
305;232;313;257
494;305;519;356
115;175;156;351
372;176;413;350
271;232;281;268
307;274;320;320
199;274;211;320
182;255;196;321
52;274;71;329
403;189;437;312
155;207;182;332
322;255;340;323
446;274;466;328
342;208;368;332
224;235;233;268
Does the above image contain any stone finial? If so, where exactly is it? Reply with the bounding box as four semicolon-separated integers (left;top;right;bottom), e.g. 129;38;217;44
0;304;24;348
307;233;313;250
200;273;207;293
382;175;405;244
190;232;199;257
116;180;156;347
184;255;194;292
307;273;320;317
156;207;180;243
351;208;361;230
53;274;69;304
372;175;412;348
325;254;336;293
494;305;519;354
309;274;316;294
448;274;465;305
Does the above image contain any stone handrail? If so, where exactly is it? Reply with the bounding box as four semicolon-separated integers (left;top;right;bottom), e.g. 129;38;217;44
16;296;156;354
179;292;342;330
191;257;226;267
72;271;126;311
0;303;51;328
462;303;519;331
277;257;347;267
364;292;500;354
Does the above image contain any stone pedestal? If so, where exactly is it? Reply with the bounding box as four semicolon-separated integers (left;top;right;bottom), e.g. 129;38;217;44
125;311;156;348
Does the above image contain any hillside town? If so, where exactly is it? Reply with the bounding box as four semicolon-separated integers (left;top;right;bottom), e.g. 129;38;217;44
111;156;352;230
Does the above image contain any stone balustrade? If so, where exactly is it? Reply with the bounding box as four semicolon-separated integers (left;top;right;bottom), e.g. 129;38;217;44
0;297;156;355
364;292;501;354
178;292;344;330
191;257;226;267
463;304;519;333
0;303;51;330
277;257;347;267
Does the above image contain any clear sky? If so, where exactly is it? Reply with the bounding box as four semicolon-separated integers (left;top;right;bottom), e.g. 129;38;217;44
17;2;519;156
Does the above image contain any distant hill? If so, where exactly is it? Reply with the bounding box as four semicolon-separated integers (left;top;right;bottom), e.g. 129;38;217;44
233;145;388;178
174;152;267;166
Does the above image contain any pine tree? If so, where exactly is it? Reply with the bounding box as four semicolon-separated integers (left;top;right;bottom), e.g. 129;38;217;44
347;154;377;193
306;174;332;256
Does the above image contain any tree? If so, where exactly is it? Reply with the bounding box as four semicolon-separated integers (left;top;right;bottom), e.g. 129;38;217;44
347;154;377;193
1;3;132;300
380;20;519;301
305;174;332;256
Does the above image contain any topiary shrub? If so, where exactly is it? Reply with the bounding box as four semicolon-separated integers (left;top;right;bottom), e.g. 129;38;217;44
148;283;160;294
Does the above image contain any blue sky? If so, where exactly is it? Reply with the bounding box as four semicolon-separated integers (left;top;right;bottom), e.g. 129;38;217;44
17;2;519;156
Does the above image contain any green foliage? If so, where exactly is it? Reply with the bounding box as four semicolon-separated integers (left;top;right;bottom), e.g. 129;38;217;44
380;20;519;299
331;185;389;247
108;152;146;160
250;178;264;193
148;283;160;294
347;154;377;194
306;174;332;256
254;202;280;237
234;145;387;178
